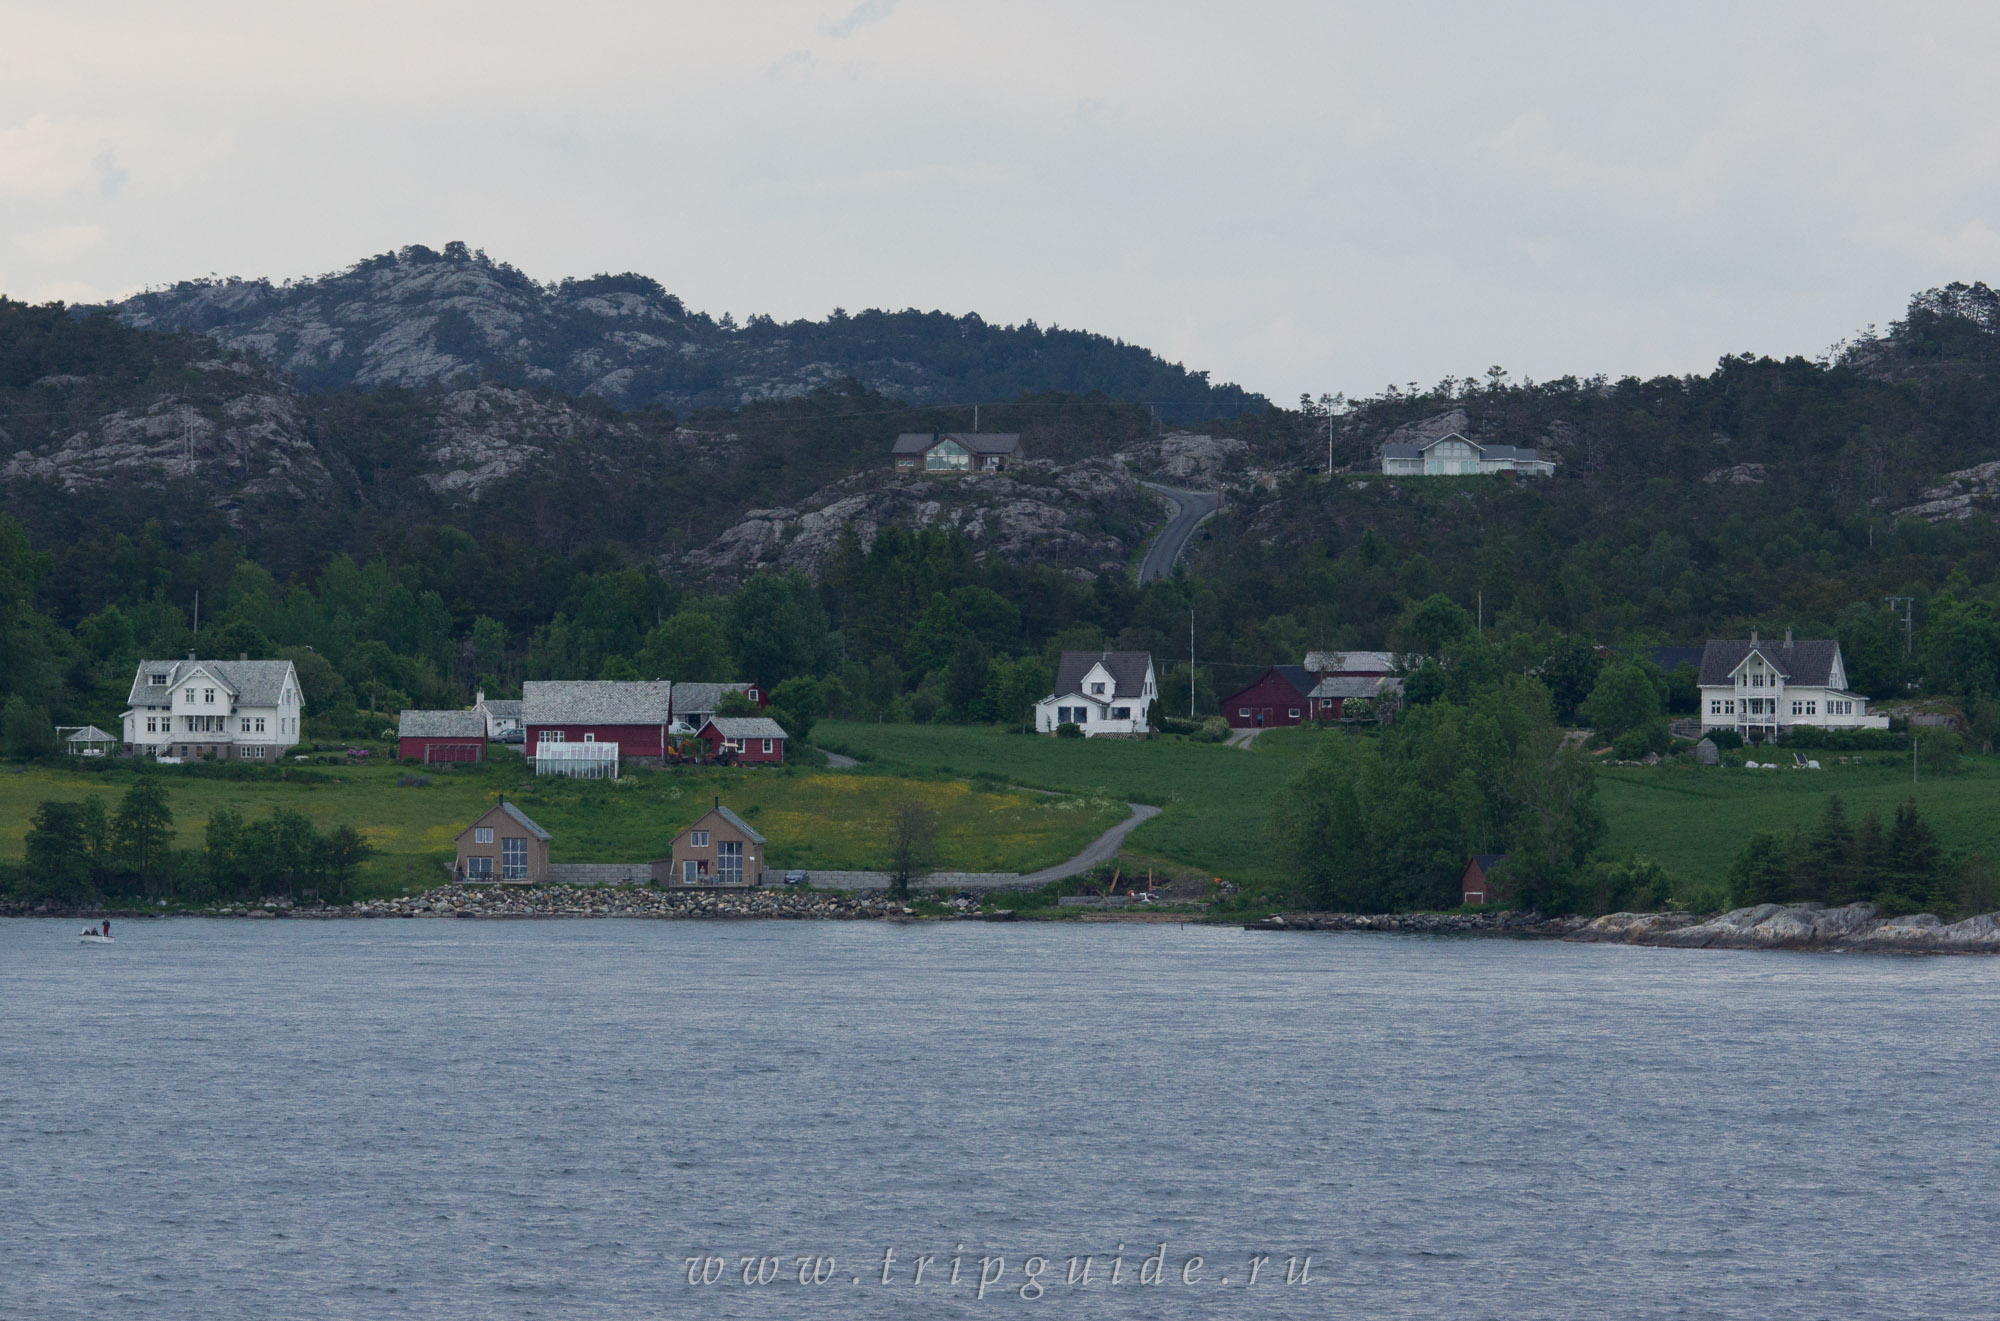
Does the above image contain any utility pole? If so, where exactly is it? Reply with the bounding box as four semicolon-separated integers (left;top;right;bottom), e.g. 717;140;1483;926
972;403;979;433
1884;596;1914;658
183;406;194;471
192;590;200;647
1189;607;1196;717
1477;590;1483;633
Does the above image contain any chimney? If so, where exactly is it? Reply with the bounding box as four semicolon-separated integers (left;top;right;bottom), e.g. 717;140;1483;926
714;795;720;811
240;652;248;661
1784;628;1792;646
1749;628;1758;645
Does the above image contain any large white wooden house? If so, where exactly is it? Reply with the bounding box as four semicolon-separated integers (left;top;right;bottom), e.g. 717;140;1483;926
123;657;305;761
1380;433;1554;477
1697;632;1888;739
1035;651;1156;736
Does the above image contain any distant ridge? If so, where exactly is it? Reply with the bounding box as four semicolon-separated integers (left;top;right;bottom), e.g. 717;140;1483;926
108;243;1265;421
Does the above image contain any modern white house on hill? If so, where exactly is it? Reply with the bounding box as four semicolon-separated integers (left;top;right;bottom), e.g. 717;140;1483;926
1035;651;1156;736
122;657;305;761
1697;632;1888;739
1380;433;1554;477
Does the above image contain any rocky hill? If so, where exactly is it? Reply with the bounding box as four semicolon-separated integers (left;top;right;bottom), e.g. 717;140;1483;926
109;243;1264;419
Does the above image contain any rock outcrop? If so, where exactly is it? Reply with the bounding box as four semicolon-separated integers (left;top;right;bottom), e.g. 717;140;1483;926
1892;459;2000;522
1573;903;2000;953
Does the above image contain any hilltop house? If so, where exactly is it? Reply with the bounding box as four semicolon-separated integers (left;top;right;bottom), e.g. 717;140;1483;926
1380;433;1554;477
670;681;761;734
122;657;305;761
523;680;673;762
1035;651;1156;736
1697;631;1889;740
455;799;551;884
892;432;1023;473
696;716;789;764
653;800;768;886
473;691;522;739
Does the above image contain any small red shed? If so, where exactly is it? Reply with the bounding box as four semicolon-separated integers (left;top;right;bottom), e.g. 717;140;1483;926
397;709;487;763
1462;854;1506;906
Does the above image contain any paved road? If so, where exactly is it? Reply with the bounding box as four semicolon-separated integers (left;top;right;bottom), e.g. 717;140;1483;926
818;748;859;768
1137;483;1220;584
810;803;1164;893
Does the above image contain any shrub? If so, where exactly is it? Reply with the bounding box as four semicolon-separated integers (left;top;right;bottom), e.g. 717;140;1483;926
1781;727;1906;751
1055;722;1083;739
1158;716;1202;737
397;774;433;787
1705;728;1743;749
1917;728;1966;776
1611;718;1671;760
1191;716;1231;743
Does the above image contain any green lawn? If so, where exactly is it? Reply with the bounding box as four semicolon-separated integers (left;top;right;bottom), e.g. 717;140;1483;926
0;754;1126;897
1597;753;2000;886
818;720;1326;887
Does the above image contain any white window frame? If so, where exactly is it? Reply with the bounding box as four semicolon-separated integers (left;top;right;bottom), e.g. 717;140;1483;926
761;738;773;753
475;827;494;844
501;837;528;880
691;831;708;847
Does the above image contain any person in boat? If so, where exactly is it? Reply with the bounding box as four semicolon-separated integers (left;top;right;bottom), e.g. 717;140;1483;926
102;920;111;937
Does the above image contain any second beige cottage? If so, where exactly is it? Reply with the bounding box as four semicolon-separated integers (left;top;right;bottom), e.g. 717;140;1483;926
652;799;768;887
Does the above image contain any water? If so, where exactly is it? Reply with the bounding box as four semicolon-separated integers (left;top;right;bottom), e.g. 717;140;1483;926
3;919;1997;1319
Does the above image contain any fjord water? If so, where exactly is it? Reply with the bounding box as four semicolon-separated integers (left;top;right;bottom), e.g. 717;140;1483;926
4;921;1996;1320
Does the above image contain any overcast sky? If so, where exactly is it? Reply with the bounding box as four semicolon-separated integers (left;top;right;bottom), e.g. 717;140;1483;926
5;2;2000;402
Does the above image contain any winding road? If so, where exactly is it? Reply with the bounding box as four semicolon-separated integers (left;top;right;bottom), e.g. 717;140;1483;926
1137;483;1220;584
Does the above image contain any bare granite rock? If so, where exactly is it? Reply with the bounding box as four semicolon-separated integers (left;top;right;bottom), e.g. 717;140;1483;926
1892;459;2000;523
1572;903;2000;954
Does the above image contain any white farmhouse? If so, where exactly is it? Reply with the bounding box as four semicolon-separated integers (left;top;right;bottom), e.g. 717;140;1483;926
1697;631;1888;740
1380;432;1554;477
1035;651;1156;737
123;657;305;761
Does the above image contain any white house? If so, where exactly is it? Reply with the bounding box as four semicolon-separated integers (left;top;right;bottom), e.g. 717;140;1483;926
1380;432;1555;477
123;657;305;761
1697;631;1889;740
1035;651;1156;737
473;691;522;739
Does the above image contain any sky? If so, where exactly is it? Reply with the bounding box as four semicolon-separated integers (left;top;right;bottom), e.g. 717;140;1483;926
5;1;2000;403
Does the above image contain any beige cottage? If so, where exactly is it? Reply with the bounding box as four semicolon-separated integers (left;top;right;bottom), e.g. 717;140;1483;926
455;800;551;884
652;801;767;887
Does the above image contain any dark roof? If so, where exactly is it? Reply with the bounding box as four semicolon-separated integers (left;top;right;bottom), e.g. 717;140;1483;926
1643;646;1705;674
1381;443;1422;459
1468;853;1506;870
1052;650;1154;700
1697;639;1840;687
1479;444;1545;462
1271;664;1316;697
891;432;1022;456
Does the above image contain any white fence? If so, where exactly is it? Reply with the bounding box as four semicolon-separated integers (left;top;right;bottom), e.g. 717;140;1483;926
534;740;620;779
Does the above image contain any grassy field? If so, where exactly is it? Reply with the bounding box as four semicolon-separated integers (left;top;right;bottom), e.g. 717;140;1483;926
1597;753;2000;886
818;720;1326;887
0;754;1127;897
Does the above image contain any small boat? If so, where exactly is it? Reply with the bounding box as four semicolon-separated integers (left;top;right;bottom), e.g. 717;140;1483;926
79;931;114;944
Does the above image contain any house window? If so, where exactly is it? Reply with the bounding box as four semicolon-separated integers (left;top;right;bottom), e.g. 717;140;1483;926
1288;708;1300;719
1091;682;1106;695
747;689;758;702
150;674;167;686
925;439;971;471
204;688;216;703
691;831;708;847
467;855;493;879
1806;701;1816;715
475;827;494;844
1792;701;1803;716
544;729;565;742
1111;707;1130;720
256;718;265;732
1074;708;1087;723
583;733;595;742
1710;700;1722;715
1724;700;1735;715
241;718;251;732
1239;708;1251;718
717;840;744;884
501;838;528;880
185;688;196;703
762;738;773;753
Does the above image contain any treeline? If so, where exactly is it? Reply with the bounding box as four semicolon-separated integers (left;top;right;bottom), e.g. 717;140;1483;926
4;780;371;907
1728;796;1997;918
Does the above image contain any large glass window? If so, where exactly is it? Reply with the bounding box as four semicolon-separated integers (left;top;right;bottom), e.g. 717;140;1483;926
467;856;493;879
925;439;970;471
501;837;528;880
717;840;744;884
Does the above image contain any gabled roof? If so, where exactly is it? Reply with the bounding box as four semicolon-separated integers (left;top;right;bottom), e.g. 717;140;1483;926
1304;650;1398;674
128;659;297;707
480;699;522;719
399;708;486;739
1468;853;1506;871
1052;650;1153;701
524;680;672;725
1697;639;1841;687
1379;435;1546;464
671;681;754;717
701;716;788;740
892;431;1021;456
1309;674;1400;700
463;799;551;842
1381;443;1423;459
708;804;767;845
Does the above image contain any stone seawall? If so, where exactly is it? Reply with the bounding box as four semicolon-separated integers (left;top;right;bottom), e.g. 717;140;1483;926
1573;903;2000;953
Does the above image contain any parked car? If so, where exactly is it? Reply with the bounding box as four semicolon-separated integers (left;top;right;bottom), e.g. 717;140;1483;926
783;870;811;886
497;729;525;744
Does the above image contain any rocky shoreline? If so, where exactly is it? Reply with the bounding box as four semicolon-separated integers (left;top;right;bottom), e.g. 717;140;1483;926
1247;903;2000;954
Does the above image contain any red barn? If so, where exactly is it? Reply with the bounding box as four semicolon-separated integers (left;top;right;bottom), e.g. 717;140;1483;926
1220;665;1318;729
523;681;673;761
697;716;789;764
398;709;487;763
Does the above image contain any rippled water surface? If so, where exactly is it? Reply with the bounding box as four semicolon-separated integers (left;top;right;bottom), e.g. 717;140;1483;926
4;918;1998;1319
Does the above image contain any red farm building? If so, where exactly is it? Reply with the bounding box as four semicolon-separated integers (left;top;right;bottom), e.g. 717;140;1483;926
697;716;789;764
1220;665;1319;730
398;708;488;763
522;680;674;762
